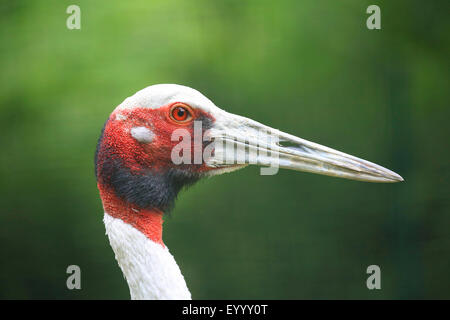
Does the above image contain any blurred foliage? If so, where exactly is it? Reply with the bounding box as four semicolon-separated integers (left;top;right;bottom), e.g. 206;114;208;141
0;0;448;299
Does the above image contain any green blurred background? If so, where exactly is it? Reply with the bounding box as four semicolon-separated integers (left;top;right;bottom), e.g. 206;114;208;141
0;0;448;299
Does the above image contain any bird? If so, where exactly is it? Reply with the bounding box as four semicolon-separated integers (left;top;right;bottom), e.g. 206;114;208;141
95;84;403;299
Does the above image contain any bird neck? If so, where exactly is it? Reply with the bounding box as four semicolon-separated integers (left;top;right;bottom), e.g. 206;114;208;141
98;184;165;245
99;186;191;299
103;213;191;299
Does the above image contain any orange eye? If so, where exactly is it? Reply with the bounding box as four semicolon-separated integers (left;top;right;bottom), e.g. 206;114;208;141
170;104;192;123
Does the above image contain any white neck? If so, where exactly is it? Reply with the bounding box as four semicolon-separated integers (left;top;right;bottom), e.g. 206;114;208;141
103;213;191;300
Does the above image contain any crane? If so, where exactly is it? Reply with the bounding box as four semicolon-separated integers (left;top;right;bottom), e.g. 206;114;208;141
95;84;403;299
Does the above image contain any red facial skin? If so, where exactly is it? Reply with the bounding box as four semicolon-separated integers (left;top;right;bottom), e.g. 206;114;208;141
97;103;215;246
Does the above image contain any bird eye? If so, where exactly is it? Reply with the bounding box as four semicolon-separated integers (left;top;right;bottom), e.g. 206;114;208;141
170;104;192;123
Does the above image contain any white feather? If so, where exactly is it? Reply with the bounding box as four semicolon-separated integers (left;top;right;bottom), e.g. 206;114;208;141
116;83;221;114
131;126;154;143
103;213;191;300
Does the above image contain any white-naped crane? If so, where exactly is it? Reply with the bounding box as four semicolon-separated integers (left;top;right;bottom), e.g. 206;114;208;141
95;84;403;299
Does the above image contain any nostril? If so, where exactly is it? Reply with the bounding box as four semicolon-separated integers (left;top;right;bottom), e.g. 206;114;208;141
278;140;298;148
279;140;312;153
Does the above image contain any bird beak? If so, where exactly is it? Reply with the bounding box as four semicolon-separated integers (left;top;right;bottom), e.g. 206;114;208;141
205;110;403;183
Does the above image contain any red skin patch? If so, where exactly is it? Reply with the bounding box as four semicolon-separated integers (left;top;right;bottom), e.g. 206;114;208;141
97;103;216;245
100;183;165;246
100;104;214;173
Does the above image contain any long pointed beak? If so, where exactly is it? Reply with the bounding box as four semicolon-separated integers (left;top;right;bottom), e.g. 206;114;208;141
205;111;403;183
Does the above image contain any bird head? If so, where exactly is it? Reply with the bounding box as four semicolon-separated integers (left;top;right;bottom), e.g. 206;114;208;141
95;84;402;243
